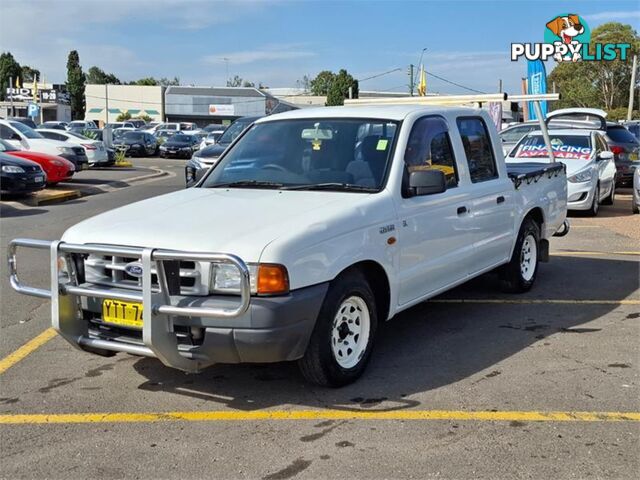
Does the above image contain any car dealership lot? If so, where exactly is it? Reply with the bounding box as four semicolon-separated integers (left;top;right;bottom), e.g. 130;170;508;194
0;161;638;479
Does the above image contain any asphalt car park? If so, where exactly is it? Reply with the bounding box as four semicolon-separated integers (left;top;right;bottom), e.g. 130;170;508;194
0;163;638;479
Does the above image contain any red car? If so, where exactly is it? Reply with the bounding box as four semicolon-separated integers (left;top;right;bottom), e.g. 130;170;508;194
0;139;75;185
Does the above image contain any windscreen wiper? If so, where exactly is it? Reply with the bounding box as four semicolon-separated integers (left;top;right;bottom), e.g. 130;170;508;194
282;183;378;192
207;180;285;189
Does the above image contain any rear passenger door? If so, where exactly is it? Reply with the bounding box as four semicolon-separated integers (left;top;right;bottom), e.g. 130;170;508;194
456;117;514;274
396;116;476;305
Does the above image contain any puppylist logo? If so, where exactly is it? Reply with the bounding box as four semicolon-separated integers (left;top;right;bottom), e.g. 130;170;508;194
512;13;631;62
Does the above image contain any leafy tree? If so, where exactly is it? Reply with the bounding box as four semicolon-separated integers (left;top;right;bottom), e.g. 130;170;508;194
226;75;243;87
158;76;180;86
309;70;335;96
134;114;153;123
86;66;121;85
548;22;639;111
326;69;358;106
131;77;159;86
21;65;40;84
66;50;85;120
0;52;22;100
116;111;132;121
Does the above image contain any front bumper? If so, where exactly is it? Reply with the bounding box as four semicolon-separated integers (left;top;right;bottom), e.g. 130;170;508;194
7;239;325;372
161;148;193;158
567;180;595;210
0;173;46;193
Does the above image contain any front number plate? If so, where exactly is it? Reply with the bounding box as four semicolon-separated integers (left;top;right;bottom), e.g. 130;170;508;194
102;299;143;329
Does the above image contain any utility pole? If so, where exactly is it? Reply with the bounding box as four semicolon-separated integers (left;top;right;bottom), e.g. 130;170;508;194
498;79;502;93
628;54;637;121
105;83;109;125
408;64;415;96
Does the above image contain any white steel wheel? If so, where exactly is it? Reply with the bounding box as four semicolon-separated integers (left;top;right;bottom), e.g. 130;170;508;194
330;296;371;369
520;234;537;282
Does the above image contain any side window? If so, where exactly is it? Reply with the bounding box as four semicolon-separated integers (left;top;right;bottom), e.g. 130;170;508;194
404;116;458;188
0;125;16;139
457;117;498;183
597;134;608;152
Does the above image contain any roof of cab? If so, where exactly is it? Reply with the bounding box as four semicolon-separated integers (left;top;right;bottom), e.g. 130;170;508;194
257;104;481;122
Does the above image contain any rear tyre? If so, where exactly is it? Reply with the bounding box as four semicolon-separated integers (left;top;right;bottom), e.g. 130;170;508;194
499;217;540;293
601;182;615;205
585;184;600;216
298;270;378;387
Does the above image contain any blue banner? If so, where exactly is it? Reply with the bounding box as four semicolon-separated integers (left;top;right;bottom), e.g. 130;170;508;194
527;60;547;120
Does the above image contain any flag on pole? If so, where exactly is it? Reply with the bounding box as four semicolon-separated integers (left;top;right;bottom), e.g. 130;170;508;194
15;77;21;88
417;65;427;96
33;76;38;102
526;60;547;120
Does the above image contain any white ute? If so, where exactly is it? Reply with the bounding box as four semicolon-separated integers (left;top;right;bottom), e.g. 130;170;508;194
8;95;568;386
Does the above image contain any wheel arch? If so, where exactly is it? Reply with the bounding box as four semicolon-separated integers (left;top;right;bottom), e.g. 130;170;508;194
336;260;391;322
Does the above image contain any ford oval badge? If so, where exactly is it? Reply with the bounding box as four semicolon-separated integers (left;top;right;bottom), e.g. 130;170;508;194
124;262;144;278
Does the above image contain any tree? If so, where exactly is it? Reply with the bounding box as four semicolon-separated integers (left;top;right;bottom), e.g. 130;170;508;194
66;50;85;119
226;75;243;87
296;75;311;92
0;52;22;100
134;114;153;123
158;76;179;86
21;65;40;84
548;22;639;111
326;69;358;106
131;77;159;86
86;66;121;85
116;111;132;121
309;70;335;96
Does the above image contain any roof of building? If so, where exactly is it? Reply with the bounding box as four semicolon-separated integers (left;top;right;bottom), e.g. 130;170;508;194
165;87;267;98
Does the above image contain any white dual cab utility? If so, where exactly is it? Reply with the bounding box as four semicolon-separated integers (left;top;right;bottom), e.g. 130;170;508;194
8;95;568;386
507;108;616;216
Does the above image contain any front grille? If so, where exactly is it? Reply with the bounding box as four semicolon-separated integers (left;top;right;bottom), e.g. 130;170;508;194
83;254;208;295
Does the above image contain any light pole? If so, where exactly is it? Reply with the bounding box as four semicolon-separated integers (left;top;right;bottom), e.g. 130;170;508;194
221;58;229;86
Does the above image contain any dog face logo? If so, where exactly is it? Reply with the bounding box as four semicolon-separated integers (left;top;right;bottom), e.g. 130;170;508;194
544;13;590;62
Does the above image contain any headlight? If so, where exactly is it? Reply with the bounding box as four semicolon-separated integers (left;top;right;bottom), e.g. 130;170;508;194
159;145;167;150
210;263;289;295
57;146;75;155
568;169;593;183
52;159;64;166
2;165;24;173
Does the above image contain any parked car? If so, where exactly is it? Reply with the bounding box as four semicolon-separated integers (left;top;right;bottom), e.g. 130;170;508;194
0;139;74;184
38;121;68;130
159;133;200;158
499;122;539;155
37;129;109;166
7;104;568;386
0;152;46;194
0;119;89;170
186;116;260;184
129;119;148;129
199;130;225;149
632;167;639;214
154;130;177;143
622;121;640;140
113;131;158;156
67;120;97;130
203;123;225;133
508;129;615;216
144;122;196;134
105;122;136;130
8;117;38;128
605;122;639;187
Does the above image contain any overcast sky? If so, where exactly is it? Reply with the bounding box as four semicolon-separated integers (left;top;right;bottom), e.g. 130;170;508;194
1;0;638;94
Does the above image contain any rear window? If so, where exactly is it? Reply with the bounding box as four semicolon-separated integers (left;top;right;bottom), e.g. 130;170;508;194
607;126;638;144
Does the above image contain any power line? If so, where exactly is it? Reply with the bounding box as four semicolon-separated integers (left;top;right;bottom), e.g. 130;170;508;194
357;68;402;83
424;70;486;94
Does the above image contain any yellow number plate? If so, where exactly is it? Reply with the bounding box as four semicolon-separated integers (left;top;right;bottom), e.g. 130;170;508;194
629;152;638;161
102;299;143;329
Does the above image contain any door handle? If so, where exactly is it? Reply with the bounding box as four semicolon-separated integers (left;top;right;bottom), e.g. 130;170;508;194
457;206;467;215
497;196;505;204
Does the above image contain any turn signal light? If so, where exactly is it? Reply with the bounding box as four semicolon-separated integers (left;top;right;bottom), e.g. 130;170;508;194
257;264;289;295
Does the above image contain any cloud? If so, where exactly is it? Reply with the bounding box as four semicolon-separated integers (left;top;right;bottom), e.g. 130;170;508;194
583;10;640;21
203;44;316;65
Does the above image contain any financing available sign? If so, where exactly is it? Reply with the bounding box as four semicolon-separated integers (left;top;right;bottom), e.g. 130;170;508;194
208;104;235;116
511;13;631;62
517;144;593;160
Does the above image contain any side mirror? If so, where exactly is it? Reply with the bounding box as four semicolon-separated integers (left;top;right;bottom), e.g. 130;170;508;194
408;169;447;197
597;151;614;161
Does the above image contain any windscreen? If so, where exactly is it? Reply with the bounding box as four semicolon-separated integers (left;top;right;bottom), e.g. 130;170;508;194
201;118;398;192
607;126;639;144
171;134;192;142
9;121;43;139
218;120;250;145
122;132;144;141
510;134;593;160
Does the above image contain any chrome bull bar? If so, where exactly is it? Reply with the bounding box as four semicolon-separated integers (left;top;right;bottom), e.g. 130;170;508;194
7;238;251;372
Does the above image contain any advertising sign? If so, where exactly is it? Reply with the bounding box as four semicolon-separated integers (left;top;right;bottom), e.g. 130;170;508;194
208;104;235;116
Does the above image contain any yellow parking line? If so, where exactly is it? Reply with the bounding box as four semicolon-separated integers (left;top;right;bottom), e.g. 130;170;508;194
0;328;57;375
554;251;640;256
0;409;638;425
430;299;640;305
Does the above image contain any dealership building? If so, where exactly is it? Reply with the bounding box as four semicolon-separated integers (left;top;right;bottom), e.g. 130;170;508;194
85;85;297;127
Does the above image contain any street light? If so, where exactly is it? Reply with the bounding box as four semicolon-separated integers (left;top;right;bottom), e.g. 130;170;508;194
221;57;229;85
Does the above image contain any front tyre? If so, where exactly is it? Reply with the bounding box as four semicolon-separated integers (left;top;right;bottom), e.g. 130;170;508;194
298;271;377;387
499;217;540;293
586;184;600;216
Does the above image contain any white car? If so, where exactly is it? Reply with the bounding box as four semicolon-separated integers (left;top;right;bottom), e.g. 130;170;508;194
67;120;97;130
200;130;225;149
144;122;197;134
0;119;88;167
508;129;616;216
7;102;567;386
38;129;109;165
105;122;136;130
